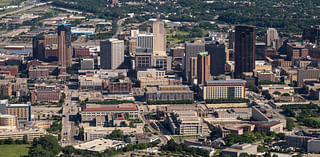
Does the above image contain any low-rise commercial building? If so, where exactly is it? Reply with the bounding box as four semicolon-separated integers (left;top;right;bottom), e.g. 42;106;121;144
0;114;17;126
214;108;252;120
220;143;258;157
81;103;139;123
0;126;46;141
28;66;49;80
30;89;61;104
82;124;143;141
74;138;127;152
251;121;283;134
80;58;94;70
137;69;182;88
217;123;255;138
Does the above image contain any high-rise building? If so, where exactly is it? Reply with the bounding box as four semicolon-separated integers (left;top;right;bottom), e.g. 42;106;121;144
58;24;72;71
152;19;166;56
137;34;153;50
197;52;210;85
189;57;197;84
265;28;279;49
32;36;45;59
100;39;124;69
129;38;137;57
184;42;205;82
205;42;226;76
235;25;256;78
303;26;320;45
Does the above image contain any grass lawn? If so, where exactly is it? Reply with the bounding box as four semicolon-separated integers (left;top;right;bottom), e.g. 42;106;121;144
0;144;30;157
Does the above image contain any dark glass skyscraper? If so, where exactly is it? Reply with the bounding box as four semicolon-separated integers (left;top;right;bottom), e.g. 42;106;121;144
235;25;256;78
205;42;226;76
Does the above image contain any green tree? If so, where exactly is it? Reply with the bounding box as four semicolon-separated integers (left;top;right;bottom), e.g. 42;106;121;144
22;135;29;144
273;91;281;95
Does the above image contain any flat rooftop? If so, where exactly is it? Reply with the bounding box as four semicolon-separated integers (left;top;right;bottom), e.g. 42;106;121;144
206;79;246;85
74;138;127;152
83;104;137;111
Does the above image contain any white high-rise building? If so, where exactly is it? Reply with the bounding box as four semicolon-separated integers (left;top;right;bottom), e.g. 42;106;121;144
137;34;154;50
100;39;124;69
265;28;279;49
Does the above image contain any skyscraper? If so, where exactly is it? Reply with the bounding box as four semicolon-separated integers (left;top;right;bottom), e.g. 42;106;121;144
197;52;210;85
265;28;279;49
205;42;226;76
58;24;72;70
189;57;197;84
184;42;205;83
152;19;166;56
100;39;124;69
32;36;45;59
235;25;256;78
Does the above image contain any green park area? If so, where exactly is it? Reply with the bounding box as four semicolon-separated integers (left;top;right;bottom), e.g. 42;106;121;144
0;144;30;157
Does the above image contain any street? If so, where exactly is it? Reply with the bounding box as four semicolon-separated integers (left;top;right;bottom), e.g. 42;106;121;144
61;85;79;146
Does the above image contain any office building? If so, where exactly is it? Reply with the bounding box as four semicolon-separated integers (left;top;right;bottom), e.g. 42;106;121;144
82;124;143;141
135;52;152;70
197;52;210;85
32;36;45;59
151;55;172;71
0;114;17;127
30;89;61;103
137;68;182;88
58;24;72;72
184;42;205;82
0;127;46;141
28;66;49;80
80;58;94;70
107;79;132;94
189;57;198;84
100;39;124;69
171;47;185;62
286;43;309;60
201;79;246;100
166;111;205;135
146;85;194;101
251;121;283;134
205;42;226;76
152;19;166;56
303;25;320;45
81;103;139;122
297;68;320;87
128;38;137;57
265;28;279;49
137;34;153;50
6;102;31;122
217;123;255;138
235;25;256;78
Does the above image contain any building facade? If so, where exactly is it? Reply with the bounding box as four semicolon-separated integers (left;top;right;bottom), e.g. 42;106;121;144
235;25;256;78
100;39;124;69
58;24;72;70
201;80;246;100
